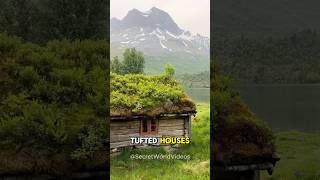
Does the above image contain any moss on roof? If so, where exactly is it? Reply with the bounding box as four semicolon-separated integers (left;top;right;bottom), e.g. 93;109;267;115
212;69;275;163
110;73;196;118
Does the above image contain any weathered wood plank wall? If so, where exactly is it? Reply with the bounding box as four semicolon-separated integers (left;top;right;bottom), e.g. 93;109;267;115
110;116;190;149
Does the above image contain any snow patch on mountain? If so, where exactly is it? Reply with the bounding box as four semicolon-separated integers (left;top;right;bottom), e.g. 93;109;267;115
111;7;209;59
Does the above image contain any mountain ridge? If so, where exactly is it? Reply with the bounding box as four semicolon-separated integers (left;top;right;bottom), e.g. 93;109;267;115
110;7;209;74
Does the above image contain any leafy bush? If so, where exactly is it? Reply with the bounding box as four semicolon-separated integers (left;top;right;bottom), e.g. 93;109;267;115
0;33;109;160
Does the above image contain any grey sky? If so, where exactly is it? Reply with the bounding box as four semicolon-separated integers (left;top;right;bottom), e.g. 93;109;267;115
111;0;210;37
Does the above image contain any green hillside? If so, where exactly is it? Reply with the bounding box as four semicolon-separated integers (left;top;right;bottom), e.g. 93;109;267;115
213;30;320;84
213;0;320;84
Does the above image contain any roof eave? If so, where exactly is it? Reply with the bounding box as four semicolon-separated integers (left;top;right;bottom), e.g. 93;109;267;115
110;112;195;120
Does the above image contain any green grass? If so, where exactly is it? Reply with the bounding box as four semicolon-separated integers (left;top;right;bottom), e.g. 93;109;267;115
262;131;320;180
110;103;210;180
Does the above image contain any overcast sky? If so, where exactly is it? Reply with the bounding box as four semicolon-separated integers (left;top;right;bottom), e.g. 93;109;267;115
110;0;210;37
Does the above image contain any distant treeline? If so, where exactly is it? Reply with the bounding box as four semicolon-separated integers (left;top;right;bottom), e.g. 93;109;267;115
0;0;108;43
213;30;320;84
176;71;210;88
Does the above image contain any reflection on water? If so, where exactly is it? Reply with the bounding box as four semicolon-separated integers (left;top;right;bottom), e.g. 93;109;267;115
236;84;320;132
185;88;210;103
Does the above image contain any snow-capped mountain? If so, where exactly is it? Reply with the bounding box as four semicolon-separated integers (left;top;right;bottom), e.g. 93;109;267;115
111;7;209;74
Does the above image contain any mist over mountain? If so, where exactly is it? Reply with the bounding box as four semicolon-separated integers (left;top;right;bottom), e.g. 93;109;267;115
111;7;209;74
214;0;320;35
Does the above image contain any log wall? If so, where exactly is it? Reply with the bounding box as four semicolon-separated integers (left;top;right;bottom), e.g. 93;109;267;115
110;115;191;149
158;118;185;137
110;120;140;149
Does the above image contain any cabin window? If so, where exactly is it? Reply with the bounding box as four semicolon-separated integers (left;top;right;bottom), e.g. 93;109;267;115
140;118;158;135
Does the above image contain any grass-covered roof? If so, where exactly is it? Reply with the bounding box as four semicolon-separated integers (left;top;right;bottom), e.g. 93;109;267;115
212;69;276;164
110;73;196;118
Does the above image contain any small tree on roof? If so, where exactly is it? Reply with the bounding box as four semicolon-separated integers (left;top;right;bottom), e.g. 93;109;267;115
163;64;176;78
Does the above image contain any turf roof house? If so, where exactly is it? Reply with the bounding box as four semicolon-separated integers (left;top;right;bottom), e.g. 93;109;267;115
212;98;280;180
110;73;196;150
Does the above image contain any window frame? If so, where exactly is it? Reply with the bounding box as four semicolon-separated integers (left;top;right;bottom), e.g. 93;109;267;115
140;118;159;135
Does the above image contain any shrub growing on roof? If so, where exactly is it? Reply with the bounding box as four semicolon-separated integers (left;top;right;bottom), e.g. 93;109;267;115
110;73;195;117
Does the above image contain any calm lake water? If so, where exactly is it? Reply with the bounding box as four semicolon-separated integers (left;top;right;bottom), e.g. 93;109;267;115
185;88;210;104
236;84;320;132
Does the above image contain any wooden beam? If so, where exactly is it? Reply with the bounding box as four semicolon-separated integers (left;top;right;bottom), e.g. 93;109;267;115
189;115;192;137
